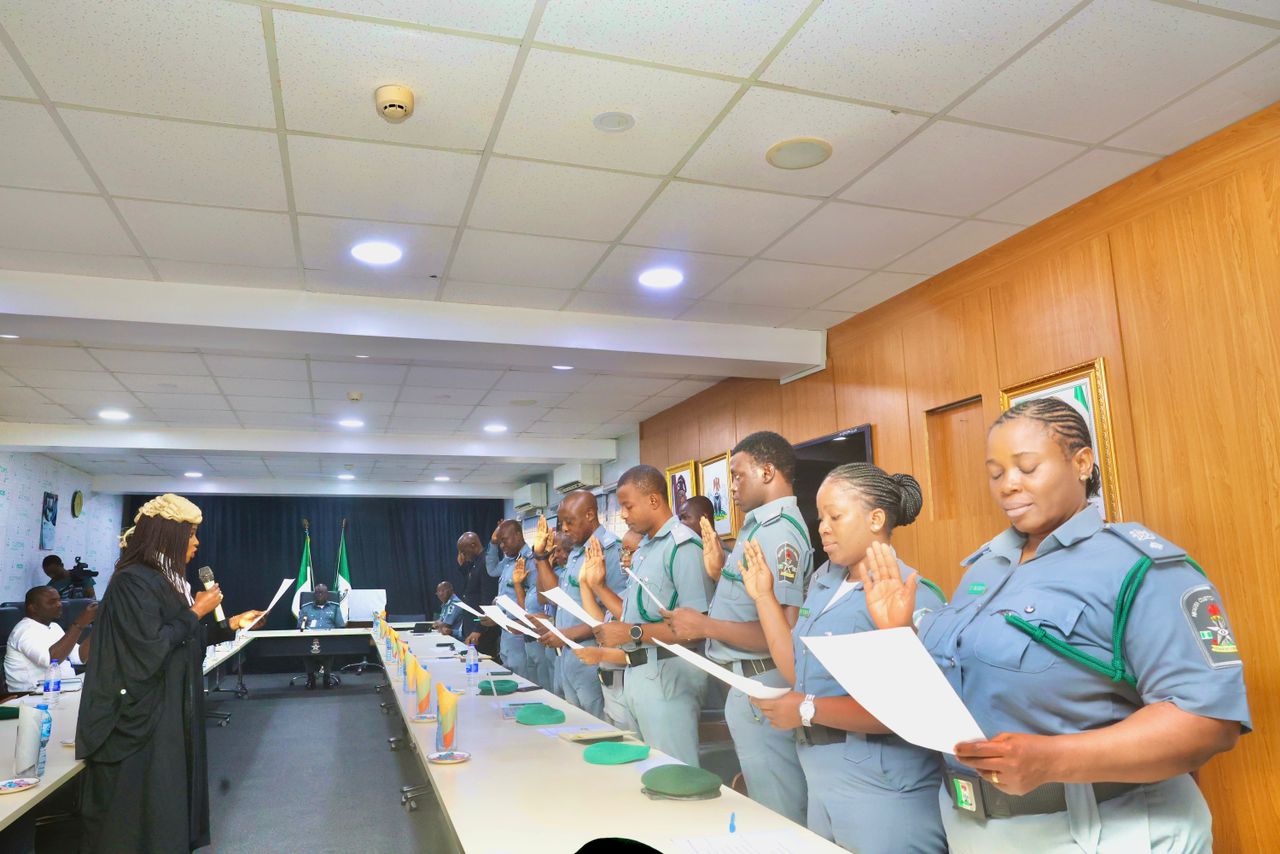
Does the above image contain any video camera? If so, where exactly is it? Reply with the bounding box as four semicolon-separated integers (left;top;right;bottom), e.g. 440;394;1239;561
69;556;100;584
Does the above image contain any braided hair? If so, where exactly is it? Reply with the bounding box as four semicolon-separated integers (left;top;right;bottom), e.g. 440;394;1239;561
116;514;196;601
823;462;924;532
992;397;1101;497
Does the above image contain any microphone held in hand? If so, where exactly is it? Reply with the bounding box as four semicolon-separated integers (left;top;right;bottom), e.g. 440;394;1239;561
196;566;228;629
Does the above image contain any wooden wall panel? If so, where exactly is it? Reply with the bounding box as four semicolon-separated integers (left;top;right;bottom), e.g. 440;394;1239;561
733;378;782;441
697;384;738;460
638;421;667;470
780;369;838;444
665;415;701;467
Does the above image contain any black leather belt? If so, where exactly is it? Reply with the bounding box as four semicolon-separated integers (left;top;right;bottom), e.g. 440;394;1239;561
795;723;845;746
948;771;1138;818
714;656;776;677
624;646;677;668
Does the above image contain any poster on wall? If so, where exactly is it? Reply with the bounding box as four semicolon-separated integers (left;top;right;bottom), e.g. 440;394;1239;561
696;452;737;538
664;461;697;514
40;492;58;549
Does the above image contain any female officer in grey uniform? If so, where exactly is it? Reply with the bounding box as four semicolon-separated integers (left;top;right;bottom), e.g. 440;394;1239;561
859;398;1249;853
746;463;947;853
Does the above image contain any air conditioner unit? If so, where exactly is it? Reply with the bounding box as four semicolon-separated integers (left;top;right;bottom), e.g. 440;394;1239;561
513;482;547;513
553;462;601;494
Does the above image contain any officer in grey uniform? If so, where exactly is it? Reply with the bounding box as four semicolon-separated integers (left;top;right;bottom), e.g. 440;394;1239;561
298;583;345;689
665;431;813;824
514;546;558;693
485;519;534;679
860;398;1250;853
590;465;714;767
433;581;466;637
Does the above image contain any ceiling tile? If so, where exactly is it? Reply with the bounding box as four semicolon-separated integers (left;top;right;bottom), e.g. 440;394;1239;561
0;386;57;407
522;421;596;438
439;281;570;310
289;135;479;225
765;203;957;268
226;395;313;414
310;382;401;402
63;110;286;209
0;101;95;192
469;158;661;241
204;355;309;381
885;220;1023;276
155;408;241;427
492;370;593;393
0;45;34;97
495;49;737;173
313;398;395;417
134;392;229;410
565;290;695;320
762;0;1078;111
782;308;855;330
1108;44;1280;155
583;245;744;299
305;270;437;300
117;200;295;266
389;402;475;420
705;259;867;308
536;0;809;75
297;215;453;277
273;11;517;149
0;248;151;280
90;349;209;375
5;368;122;391
682;88;926;196
1196;0;1280;17
116;373;222;394
405;366;503;388
385;417;467;434
676;302;801;327
284;0;536;35
819;271;928;314
540;406;625;423
0;188;136;255
625;182;819;256
3;0;275;125
153;260;304;290
660;379;718;398
450;230;609;289
216;377;310;398
0;344;99;371
560;391;651;410
310;361;407;384
981;150;1159;225
951;0;1276;142
480;389;569;408
238;411;320;430
397;386;486;405
578;375;678;396
841;121;1083;216
461;406;547;432
41;388;141;408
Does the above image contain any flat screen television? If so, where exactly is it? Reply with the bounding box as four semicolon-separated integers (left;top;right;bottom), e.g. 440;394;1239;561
792;424;873;570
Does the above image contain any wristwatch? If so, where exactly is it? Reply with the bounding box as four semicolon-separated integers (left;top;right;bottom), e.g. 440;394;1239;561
799;693;817;727
629;624;644;643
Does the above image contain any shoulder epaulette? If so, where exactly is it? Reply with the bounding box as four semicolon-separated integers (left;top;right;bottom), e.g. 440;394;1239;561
1103;522;1187;563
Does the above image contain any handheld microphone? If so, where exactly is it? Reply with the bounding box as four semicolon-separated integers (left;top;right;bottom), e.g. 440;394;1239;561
196;566;228;628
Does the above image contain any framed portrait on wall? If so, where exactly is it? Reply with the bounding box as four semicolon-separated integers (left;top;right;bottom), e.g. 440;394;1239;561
664;460;697;514
696;451;737;538
40;492;58;549
1000;357;1123;521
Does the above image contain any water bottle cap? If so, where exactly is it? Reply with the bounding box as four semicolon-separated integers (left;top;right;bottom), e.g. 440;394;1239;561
36;703;48;710
50;659;59;664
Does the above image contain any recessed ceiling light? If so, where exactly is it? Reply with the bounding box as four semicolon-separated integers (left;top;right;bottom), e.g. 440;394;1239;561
350;240;403;266
338;418;365;428
0;334;19;340
434;475;451;482
638;267;684;289
552;365;574;371
337;473;356;481
483;423;508;434
98;409;130;422
766;137;833;170
184;471;203;478
592;111;635;133
355;354;370;359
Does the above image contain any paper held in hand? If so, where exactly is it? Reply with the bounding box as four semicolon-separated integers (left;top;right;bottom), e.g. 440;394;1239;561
263;578;294;616
542;586;602;628
494;594;538;628
801;627;985;754
531;614;583;650
480;605;539;639
651;639;790;700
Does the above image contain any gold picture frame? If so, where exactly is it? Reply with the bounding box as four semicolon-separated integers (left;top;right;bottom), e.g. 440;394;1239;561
696;451;738;539
1000;357;1123;521
664;460;698;515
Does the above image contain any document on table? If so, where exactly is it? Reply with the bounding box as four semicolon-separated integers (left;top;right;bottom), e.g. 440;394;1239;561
263;578;294;616
494;595;538;628
652;639;789;700
543;587;602;627
624;567;668;615
801;627;985;754
673;829;816;853
531;614;583;650
480;605;539;639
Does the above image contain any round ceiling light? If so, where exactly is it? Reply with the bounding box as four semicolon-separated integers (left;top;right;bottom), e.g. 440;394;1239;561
0;334;19;340
766;137;833;170
184;471;203;478
337;473;356;481
552;365;574;371
638;267;684;289
592;111;635;133
338;418;365;428
98;409;130;422
483;423;508;434
350;240;403;266
434;475;451;482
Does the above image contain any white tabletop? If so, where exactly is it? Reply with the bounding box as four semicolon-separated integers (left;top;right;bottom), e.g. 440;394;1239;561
0;694;83;832
374;630;841;853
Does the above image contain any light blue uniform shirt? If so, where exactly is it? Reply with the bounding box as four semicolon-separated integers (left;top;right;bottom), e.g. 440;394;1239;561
298;600;345;630
438;594;466;635
486;542;535;605
555;525;623;641
621;516;713;638
919;508;1251;775
706;495;813;662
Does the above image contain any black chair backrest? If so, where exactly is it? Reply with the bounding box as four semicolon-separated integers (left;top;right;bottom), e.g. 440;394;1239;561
300;590;345;607
58;598;96;632
0;606;25;648
387;613;426;624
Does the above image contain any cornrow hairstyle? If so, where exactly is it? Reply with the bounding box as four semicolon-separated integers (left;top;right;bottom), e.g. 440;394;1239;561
732;430;797;485
823;462;924;532
618;464;669;501
992;397;1101;498
115;514;196;600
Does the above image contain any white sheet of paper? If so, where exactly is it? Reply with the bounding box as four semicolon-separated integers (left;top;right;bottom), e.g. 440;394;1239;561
801;628;985;754
452;599;483;618
480;605;539;639
674;829;814;854
624;566;668;615
263;578;294;616
532;614;583;650
543;587;602;628
494;594;537;628
652;639;790;700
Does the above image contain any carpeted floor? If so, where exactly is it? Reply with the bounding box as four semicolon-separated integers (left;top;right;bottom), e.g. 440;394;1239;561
201;672;459;854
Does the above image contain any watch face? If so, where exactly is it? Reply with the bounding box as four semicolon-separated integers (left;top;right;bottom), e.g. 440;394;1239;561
630;624;643;640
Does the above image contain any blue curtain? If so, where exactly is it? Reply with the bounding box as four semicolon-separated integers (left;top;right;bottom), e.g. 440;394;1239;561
121;494;502;628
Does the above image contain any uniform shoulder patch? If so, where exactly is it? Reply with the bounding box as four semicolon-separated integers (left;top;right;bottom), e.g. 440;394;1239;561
1181;585;1241;668
961;544;991;567
776;542;800;584
755;503;783;524
670;523;695;545
1104;523;1187;562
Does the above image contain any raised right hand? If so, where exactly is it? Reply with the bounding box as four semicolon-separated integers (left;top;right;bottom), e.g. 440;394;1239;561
490;521;504;544
532;515;552;554
856;542;917;629
579;537;606;589
192;584;223;619
700;517;726;578
512;557;528;586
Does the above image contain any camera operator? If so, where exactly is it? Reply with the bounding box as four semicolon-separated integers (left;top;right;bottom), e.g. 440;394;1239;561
43;554;97;599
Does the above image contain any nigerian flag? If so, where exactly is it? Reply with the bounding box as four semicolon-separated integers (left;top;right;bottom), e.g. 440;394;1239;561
290;520;314;617
335;519;352;619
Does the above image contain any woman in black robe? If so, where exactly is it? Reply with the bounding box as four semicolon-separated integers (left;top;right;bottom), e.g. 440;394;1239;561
76;494;264;853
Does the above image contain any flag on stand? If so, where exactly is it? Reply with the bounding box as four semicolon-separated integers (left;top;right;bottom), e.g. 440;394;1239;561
334;518;352;619
290;519;314;617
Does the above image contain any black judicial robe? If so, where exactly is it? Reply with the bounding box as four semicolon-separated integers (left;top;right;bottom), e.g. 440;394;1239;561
75;564;233;853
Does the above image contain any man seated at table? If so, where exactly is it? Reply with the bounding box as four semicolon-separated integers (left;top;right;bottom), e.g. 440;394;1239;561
298;584;345;689
433;581;466;637
5;585;96;691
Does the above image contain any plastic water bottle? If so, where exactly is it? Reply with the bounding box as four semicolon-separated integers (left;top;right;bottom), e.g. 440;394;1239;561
34;704;51;778
42;661;62;709
465;644;479;692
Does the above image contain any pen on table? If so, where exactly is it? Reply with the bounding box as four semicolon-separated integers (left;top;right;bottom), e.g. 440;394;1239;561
728;811;735;833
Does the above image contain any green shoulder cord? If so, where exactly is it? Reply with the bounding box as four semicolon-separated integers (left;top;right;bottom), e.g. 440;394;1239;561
636;536;702;623
918;577;948;605
1003;556;1207;687
721;513;811;583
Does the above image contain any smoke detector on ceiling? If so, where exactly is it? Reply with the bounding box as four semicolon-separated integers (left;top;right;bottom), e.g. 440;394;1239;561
375;84;414;123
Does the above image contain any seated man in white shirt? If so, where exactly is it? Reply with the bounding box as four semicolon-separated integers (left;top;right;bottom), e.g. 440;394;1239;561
4;585;97;691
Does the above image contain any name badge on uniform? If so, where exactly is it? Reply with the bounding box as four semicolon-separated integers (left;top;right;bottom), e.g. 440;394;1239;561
948;771;987;817
967;582;987;595
798;607;810;618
